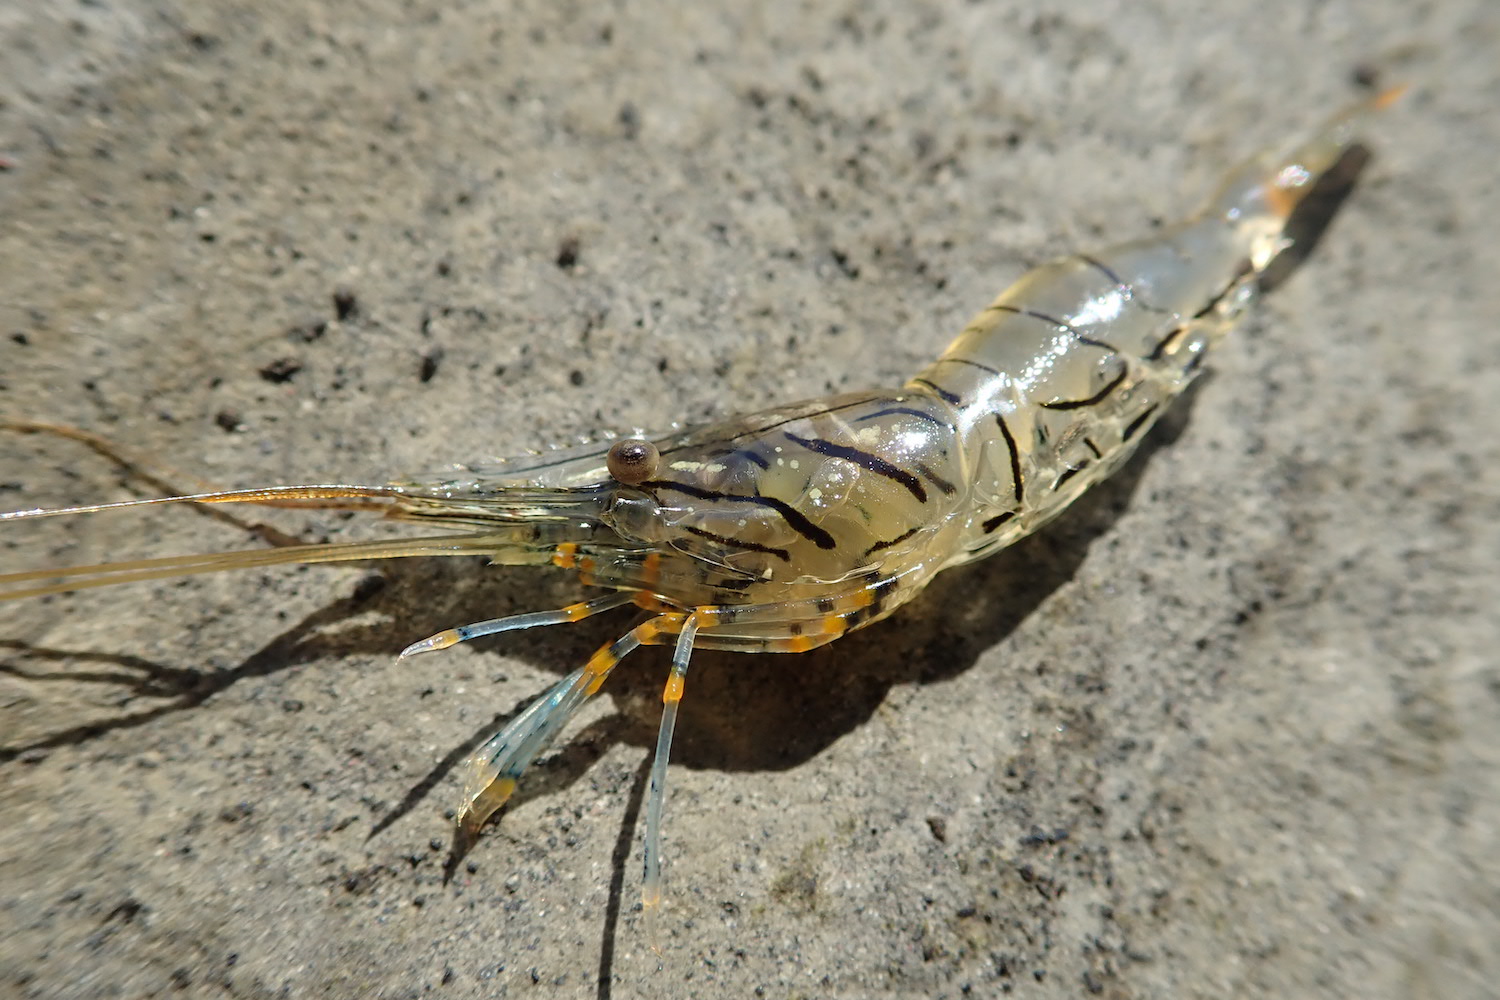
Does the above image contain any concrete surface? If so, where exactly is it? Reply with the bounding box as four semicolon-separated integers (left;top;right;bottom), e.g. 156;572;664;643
2;2;1497;998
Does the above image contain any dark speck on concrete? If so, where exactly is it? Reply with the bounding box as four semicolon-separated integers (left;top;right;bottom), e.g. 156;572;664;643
419;347;444;382
332;286;358;320
258;357;302;383
555;236;579;270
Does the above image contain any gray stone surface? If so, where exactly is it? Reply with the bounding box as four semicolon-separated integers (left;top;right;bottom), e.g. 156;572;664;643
2;2;1497;998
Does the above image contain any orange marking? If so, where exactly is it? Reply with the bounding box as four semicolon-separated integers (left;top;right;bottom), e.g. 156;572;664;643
663;674;685;704
1371;83;1408;110
485;776;517;807
785;635;818;653
552;542;579;569
1264;181;1299;221
826;591;869;614
638;616;683;646
820;614;846;636
427;628;462;650
642;552;661;589
584;645;617;679
459;775;518;833
562;601;590;622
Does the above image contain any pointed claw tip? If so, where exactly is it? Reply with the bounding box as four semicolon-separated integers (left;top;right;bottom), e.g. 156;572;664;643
398;629;461;659
642;905;666;958
457;776;517;836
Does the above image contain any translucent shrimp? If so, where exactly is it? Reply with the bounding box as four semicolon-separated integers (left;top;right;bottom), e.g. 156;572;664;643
0;88;1400;945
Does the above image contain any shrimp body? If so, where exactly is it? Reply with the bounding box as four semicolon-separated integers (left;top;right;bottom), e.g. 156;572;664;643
0;89;1398;942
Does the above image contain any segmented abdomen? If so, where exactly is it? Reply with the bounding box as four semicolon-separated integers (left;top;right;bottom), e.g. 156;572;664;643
909;217;1262;567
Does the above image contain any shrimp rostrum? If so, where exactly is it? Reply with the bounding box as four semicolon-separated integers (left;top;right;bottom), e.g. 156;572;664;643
0;90;1398;932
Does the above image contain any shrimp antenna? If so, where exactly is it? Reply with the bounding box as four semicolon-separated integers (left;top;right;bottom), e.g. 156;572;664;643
0;485;506;600
0;483;406;523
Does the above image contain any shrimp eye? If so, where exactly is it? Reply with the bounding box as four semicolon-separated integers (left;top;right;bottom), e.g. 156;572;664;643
606;438;659;485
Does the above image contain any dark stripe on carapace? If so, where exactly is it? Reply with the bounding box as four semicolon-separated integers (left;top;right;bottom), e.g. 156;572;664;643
985;303;1122;355
853;405;949;427
722;447;770;469
643;479;836;549
982;510;1016;533
869;575;898;619
1191;259;1255;319
1084;437;1102;459
1147;326;1186;362
934;356;1002;376
657;397;879;461
1075;252;1170;315
682;525;790;562
1052;461;1090;491
1039;367;1128;410
1121;403;1158;442
1076;252;1126;289
783;432;928;503
916;462;957;496
912;377;961;405
994;413;1024;505
864;524;920;557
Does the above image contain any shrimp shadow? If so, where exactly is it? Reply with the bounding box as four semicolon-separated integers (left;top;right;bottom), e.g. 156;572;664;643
0;570;459;760
3;381;1201;1000
1258;144;1371;295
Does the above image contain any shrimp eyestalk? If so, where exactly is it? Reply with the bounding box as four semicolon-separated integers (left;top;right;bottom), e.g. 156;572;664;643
0;88;1399;946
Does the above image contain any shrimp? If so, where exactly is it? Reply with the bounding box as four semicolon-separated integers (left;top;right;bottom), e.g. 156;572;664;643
0;88;1399;942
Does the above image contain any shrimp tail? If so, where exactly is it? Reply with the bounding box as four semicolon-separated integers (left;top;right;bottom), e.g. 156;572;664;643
1205;84;1405;270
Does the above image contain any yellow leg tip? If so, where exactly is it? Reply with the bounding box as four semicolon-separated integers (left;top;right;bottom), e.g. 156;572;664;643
458;776;517;835
641;892;665;956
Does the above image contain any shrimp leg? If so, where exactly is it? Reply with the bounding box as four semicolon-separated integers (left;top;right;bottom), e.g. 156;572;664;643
637;588;891;942
459;614;688;834
642;610;701;950
397;591;637;658
454;593;865;938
